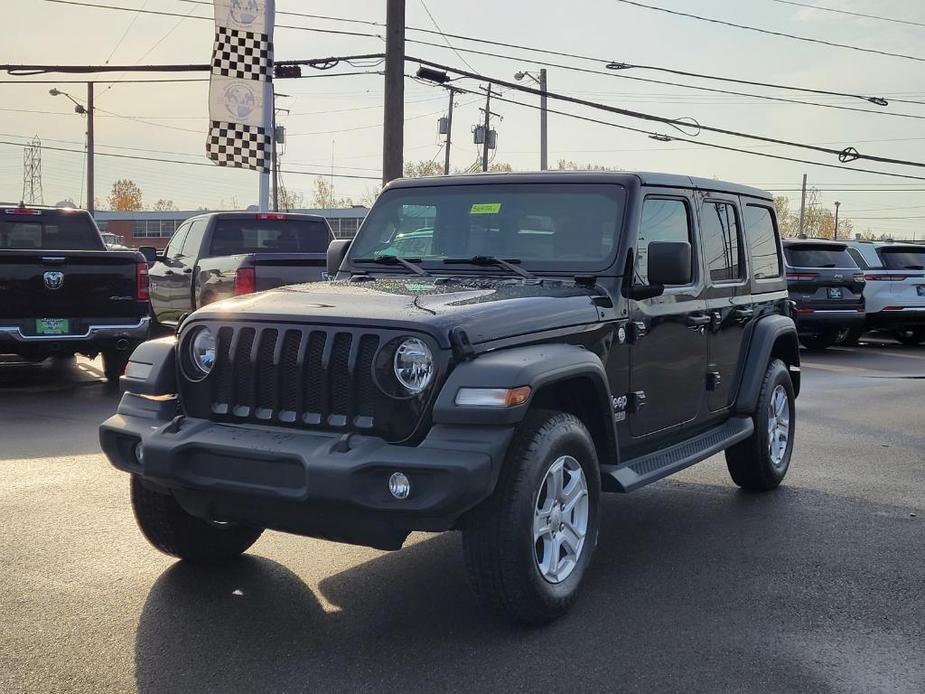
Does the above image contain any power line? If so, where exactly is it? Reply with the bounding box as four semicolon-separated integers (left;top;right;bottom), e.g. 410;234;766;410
40;0;384;40
412;56;925;172
0;77;208;84
771;0;925;29
101;0;150;65
417;0;478;72
406;36;925;118
612;0;925;63
444;81;925;183
0;139;382;180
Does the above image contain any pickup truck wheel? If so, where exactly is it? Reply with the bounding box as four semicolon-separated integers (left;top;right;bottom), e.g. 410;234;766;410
130;476;263;563
102;350;131;383
726;359;795;492
462;410;601;625
893;327;925;345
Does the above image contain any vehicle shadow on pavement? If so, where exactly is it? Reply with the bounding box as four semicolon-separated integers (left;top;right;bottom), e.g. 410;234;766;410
133;481;923;694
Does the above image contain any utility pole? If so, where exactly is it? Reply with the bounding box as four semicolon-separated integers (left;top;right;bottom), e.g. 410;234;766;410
22;136;44;205
382;0;405;184
539;68;548;171
86;82;94;216
798;173;807;237
833;201;841;240
481;83;493;172
443;86;456;175
272;90;279;211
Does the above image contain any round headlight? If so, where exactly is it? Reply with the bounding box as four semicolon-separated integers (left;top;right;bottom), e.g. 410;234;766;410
188;326;216;379
393;337;433;394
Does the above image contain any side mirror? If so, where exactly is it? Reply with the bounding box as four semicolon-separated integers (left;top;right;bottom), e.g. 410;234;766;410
647;241;692;286
138;246;158;265
327;239;351;277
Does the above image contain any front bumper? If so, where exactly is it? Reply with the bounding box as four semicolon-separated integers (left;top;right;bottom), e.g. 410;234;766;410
99;393;513;549
793;308;865;336
0;317;150;353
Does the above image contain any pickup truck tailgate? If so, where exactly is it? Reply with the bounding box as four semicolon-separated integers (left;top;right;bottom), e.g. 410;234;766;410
0;250;144;319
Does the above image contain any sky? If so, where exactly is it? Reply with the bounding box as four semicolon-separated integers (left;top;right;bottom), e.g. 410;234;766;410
3;0;925;239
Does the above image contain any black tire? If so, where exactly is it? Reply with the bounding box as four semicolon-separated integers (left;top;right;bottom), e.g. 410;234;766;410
726;359;795;492
800;331;837;351
102;350;131;383
462;410;601;626
839;327;864;346
130;476;263;563
893;327;925;346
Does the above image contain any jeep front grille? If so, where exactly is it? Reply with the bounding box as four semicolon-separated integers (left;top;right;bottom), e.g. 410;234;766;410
180;323;431;442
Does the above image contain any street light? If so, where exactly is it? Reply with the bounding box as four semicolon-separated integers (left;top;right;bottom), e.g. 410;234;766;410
514;68;548;171
50;85;94;214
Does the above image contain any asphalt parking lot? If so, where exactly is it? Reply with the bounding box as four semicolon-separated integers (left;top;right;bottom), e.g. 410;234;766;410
1;343;923;694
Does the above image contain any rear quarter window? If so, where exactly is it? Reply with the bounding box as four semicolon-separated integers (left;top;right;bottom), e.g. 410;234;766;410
743;205;781;279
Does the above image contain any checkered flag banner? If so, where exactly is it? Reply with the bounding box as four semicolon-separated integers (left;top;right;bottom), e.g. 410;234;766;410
206;0;275;173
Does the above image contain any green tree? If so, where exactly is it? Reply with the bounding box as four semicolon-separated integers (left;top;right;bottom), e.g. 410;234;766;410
108;179;143;211
404;160;444;178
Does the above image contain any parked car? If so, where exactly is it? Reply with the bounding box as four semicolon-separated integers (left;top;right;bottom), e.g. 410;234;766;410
101;172;800;625
142;211;333;331
844;241;925;345
782;239;865;350
0;204;150;381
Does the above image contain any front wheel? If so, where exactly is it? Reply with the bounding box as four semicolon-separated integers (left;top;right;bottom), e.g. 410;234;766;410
893;327;925;346
462;410;601;625
726;359;795;491
131;476;263;563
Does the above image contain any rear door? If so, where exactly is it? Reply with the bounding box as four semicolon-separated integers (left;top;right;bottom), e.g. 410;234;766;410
628;192;708;437
699;194;749;412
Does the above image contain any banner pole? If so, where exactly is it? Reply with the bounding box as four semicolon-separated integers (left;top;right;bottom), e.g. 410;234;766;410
258;79;271;212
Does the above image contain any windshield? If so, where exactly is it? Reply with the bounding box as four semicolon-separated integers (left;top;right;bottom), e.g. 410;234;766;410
877;247;925;270
0;214;102;250
208;218;331;255
784;246;856;268
348;183;626;271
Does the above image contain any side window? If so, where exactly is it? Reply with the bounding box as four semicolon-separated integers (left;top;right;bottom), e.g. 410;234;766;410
702;201;743;283
847;247;869;270
164;223;190;258
635;197;692;285
743;205;781;280
180;219;207;258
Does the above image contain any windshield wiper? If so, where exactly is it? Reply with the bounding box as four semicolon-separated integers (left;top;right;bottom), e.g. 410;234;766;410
443;255;536;280
353;255;430;276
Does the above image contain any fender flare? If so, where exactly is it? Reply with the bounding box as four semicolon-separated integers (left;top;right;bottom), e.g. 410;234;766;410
734;314;800;415
119;336;177;396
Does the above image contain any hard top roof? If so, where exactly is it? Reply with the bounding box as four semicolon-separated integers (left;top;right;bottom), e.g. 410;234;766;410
384;170;773;201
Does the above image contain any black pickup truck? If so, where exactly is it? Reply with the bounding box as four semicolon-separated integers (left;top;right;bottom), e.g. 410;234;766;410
143;212;333;331
0;205;150;381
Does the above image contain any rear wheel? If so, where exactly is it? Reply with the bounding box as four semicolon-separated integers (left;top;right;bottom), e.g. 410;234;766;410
893;327;925;346
800;331;838;351
462;410;601;625
839;327;864;346
130;476;263;563
726;359;795;492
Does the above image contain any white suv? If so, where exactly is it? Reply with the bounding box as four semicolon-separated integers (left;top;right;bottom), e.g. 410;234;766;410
845;241;925;345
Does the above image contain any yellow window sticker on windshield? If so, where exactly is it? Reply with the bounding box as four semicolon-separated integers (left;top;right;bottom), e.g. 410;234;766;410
470;202;501;215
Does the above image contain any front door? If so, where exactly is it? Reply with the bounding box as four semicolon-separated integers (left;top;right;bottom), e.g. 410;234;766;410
149;222;189;326
628;193;708;437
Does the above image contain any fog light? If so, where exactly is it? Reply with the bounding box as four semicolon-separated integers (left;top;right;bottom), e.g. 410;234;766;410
133;442;144;465
388;472;411;499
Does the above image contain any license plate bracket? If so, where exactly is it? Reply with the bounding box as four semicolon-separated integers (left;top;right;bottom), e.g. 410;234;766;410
917;286;925;297
827;287;843;299
35;318;70;335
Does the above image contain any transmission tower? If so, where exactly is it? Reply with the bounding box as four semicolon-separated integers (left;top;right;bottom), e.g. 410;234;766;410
22;136;44;205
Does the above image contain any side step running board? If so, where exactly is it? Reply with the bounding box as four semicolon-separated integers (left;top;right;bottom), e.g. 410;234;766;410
602;416;754;493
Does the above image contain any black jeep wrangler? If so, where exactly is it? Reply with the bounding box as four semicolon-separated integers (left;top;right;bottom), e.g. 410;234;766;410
100;172;800;625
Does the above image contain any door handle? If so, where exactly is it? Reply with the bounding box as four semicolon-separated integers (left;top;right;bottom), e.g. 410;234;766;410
164;269;175;276
734;307;754;321
687;313;711;328
182;268;193;274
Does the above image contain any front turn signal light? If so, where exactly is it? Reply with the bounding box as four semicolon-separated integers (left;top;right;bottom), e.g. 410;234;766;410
455;386;532;408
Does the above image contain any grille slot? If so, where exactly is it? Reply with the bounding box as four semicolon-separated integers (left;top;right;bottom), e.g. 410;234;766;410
198;324;418;438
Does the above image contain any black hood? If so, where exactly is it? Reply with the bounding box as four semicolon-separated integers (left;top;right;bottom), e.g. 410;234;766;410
193;278;602;348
